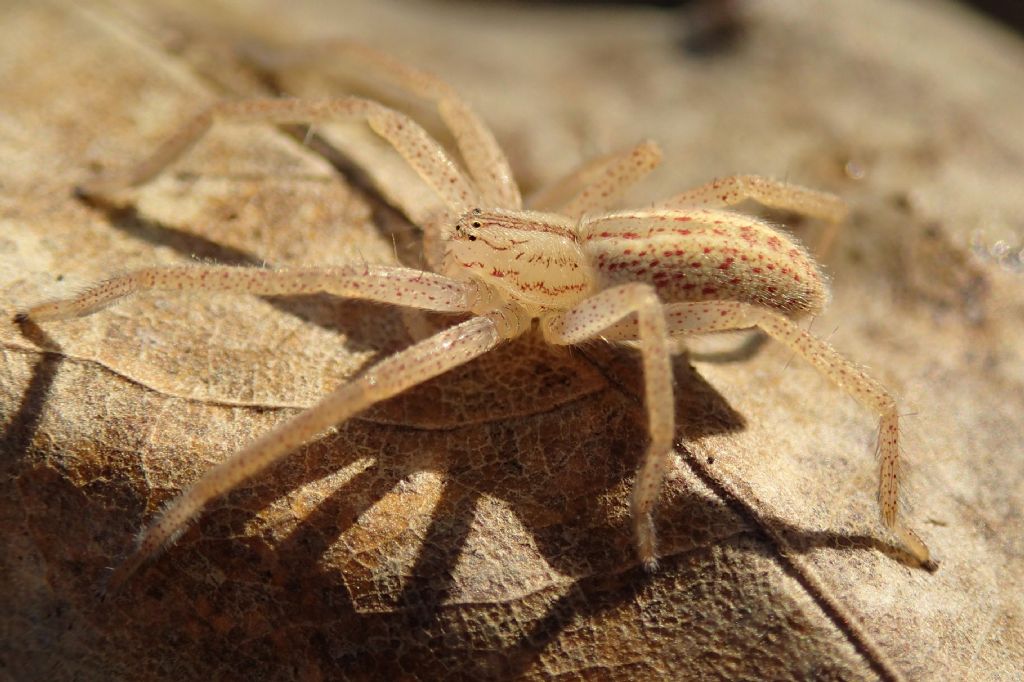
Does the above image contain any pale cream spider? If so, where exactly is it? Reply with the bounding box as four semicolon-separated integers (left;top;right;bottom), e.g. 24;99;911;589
18;43;931;590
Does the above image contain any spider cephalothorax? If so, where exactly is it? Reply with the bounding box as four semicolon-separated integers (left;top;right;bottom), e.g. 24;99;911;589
450;208;595;314
19;42;930;591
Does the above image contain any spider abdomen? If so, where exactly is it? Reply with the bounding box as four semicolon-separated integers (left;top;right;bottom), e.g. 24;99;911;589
581;208;828;314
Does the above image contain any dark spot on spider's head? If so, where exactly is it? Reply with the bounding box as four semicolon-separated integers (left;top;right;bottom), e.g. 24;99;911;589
456;208;490;242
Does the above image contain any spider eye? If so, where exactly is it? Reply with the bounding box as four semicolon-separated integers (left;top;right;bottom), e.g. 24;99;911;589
468;235;477;241
471;221;481;228
472;207;482;215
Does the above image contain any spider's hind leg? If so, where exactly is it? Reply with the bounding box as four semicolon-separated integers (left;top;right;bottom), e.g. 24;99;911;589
663;301;931;565
655;175;848;259
528;139;663;220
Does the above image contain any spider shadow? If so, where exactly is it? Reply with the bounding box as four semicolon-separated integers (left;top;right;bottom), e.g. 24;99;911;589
497;512;916;680
2;318;63;463
113;337;926;678
273;443;483;631
102;342;732;628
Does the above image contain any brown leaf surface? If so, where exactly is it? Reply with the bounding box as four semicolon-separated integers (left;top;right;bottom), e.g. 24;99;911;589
3;1;1023;680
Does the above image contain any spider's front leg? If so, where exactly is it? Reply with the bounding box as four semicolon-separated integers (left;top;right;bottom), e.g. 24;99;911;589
102;306;524;592
241;40;521;209
541;283;674;570
75;97;477;219
19;264;475;322
18;264;528;590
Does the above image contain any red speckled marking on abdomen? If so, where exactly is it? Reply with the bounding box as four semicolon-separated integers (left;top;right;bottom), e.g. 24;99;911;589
581;209;827;314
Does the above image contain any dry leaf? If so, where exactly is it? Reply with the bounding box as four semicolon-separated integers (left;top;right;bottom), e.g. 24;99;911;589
2;1;1023;679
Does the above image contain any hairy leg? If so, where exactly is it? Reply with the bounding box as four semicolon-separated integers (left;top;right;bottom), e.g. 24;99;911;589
19;264;478;322
541;283;673;570
655;175;847;222
76;98;477;215
104;307;524;592
244;40;521;209
528;140;663;220
602;300;930;565
654;175;847;258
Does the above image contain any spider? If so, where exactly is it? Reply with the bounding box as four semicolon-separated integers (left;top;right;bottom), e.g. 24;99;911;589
18;42;931;590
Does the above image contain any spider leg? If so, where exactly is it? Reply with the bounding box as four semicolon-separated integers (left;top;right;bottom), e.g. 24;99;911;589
613;301;931;565
528;140;663;220
76;98;477;215
653;175;848;258
541;283;673;570
20;264;477;322
243;40;521;210
654;175;847;222
103;305;525;593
